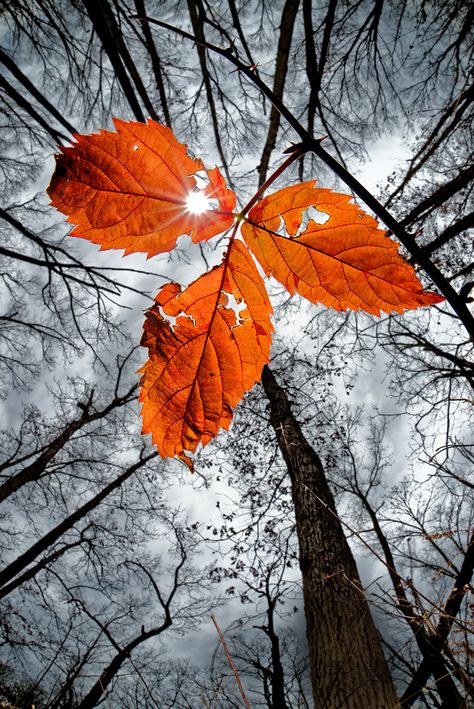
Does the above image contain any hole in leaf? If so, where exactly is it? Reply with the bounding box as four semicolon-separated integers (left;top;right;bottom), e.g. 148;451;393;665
185;170;219;214
223;290;248;327
307;206;330;225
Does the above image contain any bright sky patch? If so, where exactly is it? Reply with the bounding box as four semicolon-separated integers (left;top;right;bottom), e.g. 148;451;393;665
186;189;211;215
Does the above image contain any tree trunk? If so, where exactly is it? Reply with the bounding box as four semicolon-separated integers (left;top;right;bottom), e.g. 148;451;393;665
77;618;172;708
186;0;233;187
0;73;69;145
82;0;146;123
264;597;288;709
261;366;399;708
0;46;76;134
257;0;300;187
134;0;172;127
401;529;474;708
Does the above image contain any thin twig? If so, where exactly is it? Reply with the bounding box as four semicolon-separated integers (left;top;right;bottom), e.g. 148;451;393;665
211;614;252;709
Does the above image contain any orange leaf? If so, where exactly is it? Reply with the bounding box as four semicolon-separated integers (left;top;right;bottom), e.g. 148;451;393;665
241;182;443;315
139;239;273;469
48;118;236;257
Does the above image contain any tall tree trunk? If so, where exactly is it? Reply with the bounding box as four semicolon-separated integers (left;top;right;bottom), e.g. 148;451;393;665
261;366;399;708
82;0;146;122
134;0;172;127
257;0;300;187
186;0;233;187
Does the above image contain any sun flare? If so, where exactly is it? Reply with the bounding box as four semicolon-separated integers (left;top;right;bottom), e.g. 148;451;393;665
185;190;210;215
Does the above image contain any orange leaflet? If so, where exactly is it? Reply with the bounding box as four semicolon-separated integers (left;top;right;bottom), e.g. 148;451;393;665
48;118;236;257
139;240;273;470
241;182;444;315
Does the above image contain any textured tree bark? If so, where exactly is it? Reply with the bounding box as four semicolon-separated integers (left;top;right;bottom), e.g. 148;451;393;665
261;366;399;708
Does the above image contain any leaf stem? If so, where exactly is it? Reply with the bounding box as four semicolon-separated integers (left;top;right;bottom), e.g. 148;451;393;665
240;147;305;217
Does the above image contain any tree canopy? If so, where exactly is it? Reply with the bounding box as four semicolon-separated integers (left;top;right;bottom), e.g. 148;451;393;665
0;1;472;707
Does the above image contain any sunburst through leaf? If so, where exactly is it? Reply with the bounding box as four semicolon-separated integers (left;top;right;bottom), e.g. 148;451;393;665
185;189;211;215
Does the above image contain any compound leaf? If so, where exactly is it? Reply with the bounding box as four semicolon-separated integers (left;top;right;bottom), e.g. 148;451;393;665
47;120;444;466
